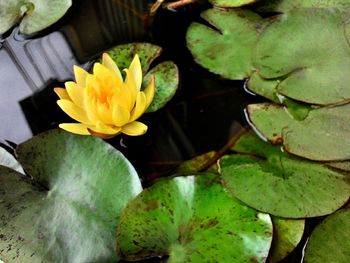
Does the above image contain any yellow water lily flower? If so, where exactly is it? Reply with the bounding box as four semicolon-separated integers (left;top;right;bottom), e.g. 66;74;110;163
54;53;155;138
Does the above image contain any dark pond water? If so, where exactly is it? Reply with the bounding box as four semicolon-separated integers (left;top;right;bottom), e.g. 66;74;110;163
0;0;310;262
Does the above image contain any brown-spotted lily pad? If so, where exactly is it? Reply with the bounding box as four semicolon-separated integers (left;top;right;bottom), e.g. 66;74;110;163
220;131;350;218
116;174;273;262
186;8;261;80
254;8;350;105
247;102;350;161
304;209;350;263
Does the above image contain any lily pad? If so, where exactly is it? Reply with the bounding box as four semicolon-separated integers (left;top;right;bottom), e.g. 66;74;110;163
209;0;257;8
186;8;261;80
268;217;305;263
247;103;294;144
116;174;273;262
248;102;350;161
0;166;47;262
0;146;24;174
282;103;350;161
4;129;143;262
304;209;350;263
220;131;350;218
256;0;350;13
144;61;179;113
326;161;350;172
254;8;350;105
107;43;179;112
0;0;72;35
246;72;281;103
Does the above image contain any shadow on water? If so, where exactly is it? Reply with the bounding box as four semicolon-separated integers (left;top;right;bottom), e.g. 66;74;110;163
0;1;305;262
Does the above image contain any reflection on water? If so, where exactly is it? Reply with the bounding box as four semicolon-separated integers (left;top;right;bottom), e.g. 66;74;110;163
0;0;261;179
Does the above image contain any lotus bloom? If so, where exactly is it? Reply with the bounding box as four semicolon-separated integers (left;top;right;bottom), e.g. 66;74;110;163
54;53;155;138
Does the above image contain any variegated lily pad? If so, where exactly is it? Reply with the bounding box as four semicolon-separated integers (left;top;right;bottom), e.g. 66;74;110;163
117;174;273;262
0;129;142;262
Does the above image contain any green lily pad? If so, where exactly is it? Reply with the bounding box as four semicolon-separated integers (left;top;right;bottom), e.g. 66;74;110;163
106;43;162;75
267;217;305;263
304;209;350;263
5;129;143;262
326;161;350;172
247;103;294;144
256;0;350;13
282;103;350;161
0;0;71;35
0;146;24;174
107;43;179;112
209;0;257;8
246;72;281;103
116;174;273;262
254;8;350;105
248;102;350;161
186;8;261;80
220;131;350;218
0;166;47;263
144;61;179;113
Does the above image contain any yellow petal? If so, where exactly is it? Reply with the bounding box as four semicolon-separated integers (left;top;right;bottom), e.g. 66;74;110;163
112;104;130;127
54;87;70;100
102;53;123;82
93;62;122;89
59;123;90;135
96;103;113;125
128;54;142;91
57;100;91;124
65;81;85;108
91;122;121;135
123;69;138;102
74;66;88;87
143;75;155;109
111;83;133;111
130;91;147;122
121;121;148;136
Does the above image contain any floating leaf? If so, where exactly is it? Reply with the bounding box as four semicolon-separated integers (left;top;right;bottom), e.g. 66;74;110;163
4;129;143;262
256;0;350;13
246;72;281;103
106;43;162;74
248;102;350;161
304;209;350;263
267;217;305;263
209;0;257;8
107;43;179;112
0;146;24;174
117;174;273;262
255;8;350;105
144;61;179;113
221;131;350;218
0;0;72;35
282;103;350;161
0;166;47;263
247;103;293;144
326;161;350;172
187;9;261;80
